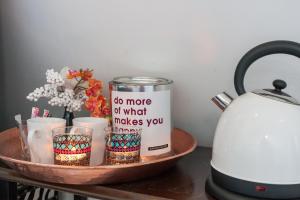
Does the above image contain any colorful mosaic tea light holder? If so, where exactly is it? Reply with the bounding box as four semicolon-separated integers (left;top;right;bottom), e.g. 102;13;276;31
52;126;93;166
105;127;142;165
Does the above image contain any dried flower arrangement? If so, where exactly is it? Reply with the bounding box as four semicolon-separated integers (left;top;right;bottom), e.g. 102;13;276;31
27;67;110;118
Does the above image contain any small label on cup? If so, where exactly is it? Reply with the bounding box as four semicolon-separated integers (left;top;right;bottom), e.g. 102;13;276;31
148;144;168;151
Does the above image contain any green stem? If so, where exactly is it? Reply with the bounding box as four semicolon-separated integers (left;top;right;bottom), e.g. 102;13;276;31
77;86;88;90
74;79;88;95
74;79;83;89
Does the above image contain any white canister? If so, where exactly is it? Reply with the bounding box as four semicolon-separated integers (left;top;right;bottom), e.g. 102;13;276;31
27;117;66;164
73;117;108;166
110;76;173;156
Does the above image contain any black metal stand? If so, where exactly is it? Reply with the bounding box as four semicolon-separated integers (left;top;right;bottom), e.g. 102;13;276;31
74;195;87;200
0;181;17;200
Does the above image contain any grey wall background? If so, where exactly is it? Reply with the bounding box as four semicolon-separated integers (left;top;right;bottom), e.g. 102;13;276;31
1;0;300;146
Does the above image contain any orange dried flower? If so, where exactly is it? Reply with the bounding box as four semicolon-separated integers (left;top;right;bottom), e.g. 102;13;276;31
84;93;110;118
89;79;102;87
85;96;99;112
81;69;93;81
101;105;111;116
67;69;93;80
67;70;81;79
86;79;102;97
63;67;110;118
91;108;104;118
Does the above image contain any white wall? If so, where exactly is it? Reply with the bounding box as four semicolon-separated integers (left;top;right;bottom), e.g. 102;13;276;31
2;0;300;146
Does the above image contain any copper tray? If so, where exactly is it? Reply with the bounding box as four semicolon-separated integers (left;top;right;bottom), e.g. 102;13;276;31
0;128;197;185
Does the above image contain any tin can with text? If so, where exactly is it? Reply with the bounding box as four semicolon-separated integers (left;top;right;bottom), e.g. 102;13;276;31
109;77;173;157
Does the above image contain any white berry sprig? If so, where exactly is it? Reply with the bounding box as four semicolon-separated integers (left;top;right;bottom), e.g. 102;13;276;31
26;68;87;112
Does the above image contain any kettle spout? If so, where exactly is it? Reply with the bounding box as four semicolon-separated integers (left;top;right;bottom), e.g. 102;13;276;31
212;92;233;111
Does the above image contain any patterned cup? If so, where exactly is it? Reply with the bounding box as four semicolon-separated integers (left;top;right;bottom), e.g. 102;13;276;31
52;126;93;166
105;127;141;165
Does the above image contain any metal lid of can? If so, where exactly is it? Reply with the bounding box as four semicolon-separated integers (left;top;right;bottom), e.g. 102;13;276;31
112;76;173;86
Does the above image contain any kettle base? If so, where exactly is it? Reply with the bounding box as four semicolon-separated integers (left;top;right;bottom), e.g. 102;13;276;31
205;175;300;200
205;175;266;200
207;167;300;199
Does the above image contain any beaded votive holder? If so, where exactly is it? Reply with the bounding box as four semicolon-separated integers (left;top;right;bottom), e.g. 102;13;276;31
106;131;141;165
52;126;93;166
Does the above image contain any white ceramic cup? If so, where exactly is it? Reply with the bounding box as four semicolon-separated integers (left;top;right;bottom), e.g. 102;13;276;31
73;117;108;166
27;117;66;164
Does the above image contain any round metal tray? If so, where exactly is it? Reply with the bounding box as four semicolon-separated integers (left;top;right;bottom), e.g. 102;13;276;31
0;128;197;185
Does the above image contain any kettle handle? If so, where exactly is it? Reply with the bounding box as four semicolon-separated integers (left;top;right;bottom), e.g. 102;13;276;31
234;40;300;95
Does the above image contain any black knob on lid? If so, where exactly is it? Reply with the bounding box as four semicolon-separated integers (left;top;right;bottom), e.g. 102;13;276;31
273;79;287;91
253;79;297;104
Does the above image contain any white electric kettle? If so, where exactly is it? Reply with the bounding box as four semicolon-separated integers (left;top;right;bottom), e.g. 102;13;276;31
210;41;300;199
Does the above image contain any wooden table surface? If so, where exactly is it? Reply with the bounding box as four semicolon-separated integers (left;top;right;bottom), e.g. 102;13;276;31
0;147;214;200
